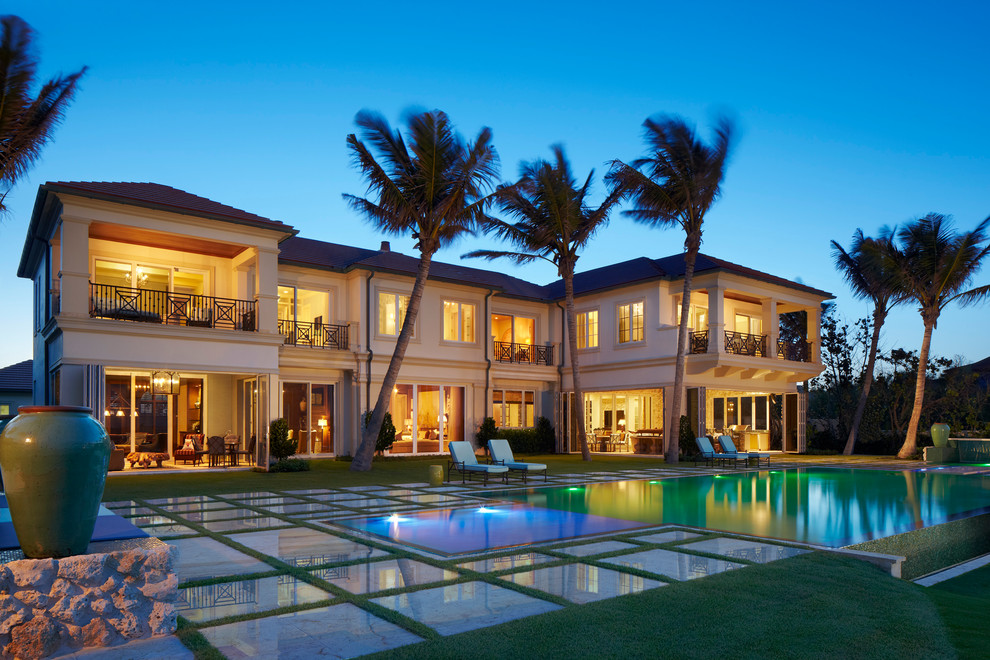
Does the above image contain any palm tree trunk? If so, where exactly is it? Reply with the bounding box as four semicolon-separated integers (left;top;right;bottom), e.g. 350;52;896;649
897;318;934;459
563;272;592;461
351;251;434;471
667;242;699;463
842;309;886;455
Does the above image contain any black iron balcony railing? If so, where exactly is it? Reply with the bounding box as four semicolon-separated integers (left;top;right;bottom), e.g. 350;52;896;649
778;338;812;362
278;319;349;350
724;331;768;357
89;283;257;331
689;330;709;354
493;341;554;366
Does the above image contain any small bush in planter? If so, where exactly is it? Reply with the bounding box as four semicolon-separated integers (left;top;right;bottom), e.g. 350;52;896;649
268;418;296;462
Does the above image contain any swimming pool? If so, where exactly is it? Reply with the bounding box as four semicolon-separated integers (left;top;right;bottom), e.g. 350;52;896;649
333;468;990;555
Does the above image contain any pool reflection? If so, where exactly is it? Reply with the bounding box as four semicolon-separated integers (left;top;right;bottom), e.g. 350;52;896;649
492;469;990;547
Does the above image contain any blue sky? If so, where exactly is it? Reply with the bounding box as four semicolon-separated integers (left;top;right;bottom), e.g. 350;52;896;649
2;0;988;368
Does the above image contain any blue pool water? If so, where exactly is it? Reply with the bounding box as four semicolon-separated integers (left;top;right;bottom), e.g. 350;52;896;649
333;468;990;555
333;503;653;555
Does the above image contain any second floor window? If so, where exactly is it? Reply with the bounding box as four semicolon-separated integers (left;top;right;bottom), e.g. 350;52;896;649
378;292;409;336
576;310;598;349
278;286;330;324
491;314;535;345
734;313;763;335
617;302;644;344
443;300;475;342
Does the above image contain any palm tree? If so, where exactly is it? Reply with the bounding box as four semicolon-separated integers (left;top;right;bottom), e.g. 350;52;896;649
343;109;499;471
831;228;906;455
464;145;624;460
892;213;990;458
0;15;86;213
606;115;734;463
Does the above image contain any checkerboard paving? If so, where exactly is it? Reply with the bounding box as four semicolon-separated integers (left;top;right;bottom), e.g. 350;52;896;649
117;466;873;658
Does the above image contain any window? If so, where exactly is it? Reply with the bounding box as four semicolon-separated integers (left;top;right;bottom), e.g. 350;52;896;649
734;313;762;335
93;259;207;295
378;292;410;336
279;286;330;323
617;302;644;344
576;310;598;349
443;301;475;342
492;389;535;428
491;314;535;345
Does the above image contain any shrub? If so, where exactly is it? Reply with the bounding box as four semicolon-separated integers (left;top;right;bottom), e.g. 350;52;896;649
498;417;555;454
270;458;310;472
363;411;396;455
268;418;295;462
678;415;695;456
476;417;498;448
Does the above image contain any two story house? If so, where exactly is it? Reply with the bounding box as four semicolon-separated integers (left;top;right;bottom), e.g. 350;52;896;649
17;182;828;468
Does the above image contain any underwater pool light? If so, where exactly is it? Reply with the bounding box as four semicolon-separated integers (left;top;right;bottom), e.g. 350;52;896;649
567;487;583;491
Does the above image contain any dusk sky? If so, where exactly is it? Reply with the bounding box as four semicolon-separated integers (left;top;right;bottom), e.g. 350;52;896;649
3;1;988;369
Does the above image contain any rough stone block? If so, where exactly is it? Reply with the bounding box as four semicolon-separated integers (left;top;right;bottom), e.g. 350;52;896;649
0;540;177;658
7;616;62;659
8;558;57;592
82;618;116;647
58;554;110;587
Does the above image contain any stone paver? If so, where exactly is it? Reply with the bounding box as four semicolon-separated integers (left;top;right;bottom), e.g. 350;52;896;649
167;536;271;582
177;575;332;622
457;552;555;572
200;603;423;658
680;537;811;563
310;558;457;594
555;540;640;557
601;548;745;581
233;527;388;564
500;563;666;604
371;581;562;636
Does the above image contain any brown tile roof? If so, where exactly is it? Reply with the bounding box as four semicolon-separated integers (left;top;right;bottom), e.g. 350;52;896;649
278;237;548;299
43;181;295;233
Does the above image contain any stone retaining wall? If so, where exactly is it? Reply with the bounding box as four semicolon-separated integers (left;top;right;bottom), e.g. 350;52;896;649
0;540;177;659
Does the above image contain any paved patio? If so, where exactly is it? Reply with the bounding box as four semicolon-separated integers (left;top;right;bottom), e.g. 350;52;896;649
83;456;990;658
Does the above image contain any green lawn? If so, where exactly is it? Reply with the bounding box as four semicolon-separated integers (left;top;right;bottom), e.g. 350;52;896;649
925;563;990;659
363;553;955;660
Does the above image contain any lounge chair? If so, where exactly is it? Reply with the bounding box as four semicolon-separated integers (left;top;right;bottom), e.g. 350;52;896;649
487;439;548;483
447;441;508;485
718;435;770;467
694;436;749;467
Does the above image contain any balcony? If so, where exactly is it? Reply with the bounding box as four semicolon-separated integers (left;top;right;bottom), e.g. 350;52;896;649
689;329;812;363
493;341;554;366
89;283;257;331
724;331;767;357
278;319;349;350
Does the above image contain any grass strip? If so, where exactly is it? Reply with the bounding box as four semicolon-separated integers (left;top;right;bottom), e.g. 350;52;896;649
360;552;954;660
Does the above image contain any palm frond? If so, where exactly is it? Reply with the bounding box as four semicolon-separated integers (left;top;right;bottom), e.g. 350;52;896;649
0;16;86;209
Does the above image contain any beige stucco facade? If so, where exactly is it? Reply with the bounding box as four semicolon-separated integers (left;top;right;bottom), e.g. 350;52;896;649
19;183;828;464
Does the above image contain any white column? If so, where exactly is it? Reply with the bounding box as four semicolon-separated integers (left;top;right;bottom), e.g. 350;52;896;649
57;216;91;318
763;299;778;358
255;247;279;334
708;285;725;353
807;305;821;362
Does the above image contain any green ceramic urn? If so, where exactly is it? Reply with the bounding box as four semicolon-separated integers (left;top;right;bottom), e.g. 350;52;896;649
0;406;112;558
930;423;950;448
